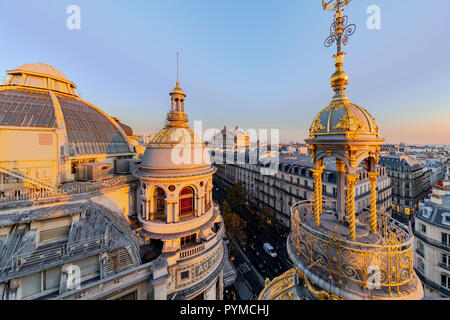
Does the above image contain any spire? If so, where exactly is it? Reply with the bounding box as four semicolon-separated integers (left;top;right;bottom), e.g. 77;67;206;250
322;0;356;99
167;53;188;128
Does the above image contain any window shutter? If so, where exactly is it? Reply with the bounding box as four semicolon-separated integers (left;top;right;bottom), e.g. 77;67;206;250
75;255;100;279
21;272;41;299
107;249;133;275
39;217;71;243
44;267;61;291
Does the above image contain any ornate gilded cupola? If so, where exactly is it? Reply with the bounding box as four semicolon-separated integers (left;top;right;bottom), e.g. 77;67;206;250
305;0;385;231
258;1;424;301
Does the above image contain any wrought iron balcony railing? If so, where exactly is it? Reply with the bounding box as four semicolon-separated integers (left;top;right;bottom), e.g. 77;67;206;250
289;200;415;296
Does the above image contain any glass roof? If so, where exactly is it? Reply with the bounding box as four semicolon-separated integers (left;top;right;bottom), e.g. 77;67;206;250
57;94;133;155
0;89;57;128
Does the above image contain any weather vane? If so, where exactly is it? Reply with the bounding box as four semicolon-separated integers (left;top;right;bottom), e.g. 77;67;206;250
322;0;356;55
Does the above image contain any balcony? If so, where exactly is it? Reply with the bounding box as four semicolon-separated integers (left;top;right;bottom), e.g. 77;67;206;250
413;230;450;252
288;200;421;298
439;263;450;272
178;221;225;261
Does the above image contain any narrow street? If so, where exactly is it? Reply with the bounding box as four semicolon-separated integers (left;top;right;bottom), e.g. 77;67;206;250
214;187;294;299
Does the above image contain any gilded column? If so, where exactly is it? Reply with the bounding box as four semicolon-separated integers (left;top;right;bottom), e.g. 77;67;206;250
368;172;378;233
311;166;325;226
346;174;359;240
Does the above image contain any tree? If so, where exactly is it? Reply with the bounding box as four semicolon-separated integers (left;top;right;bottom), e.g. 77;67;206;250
221;201;247;241
226;181;248;210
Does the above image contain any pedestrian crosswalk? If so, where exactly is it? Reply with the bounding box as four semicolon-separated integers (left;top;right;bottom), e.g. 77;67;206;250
238;263;251;274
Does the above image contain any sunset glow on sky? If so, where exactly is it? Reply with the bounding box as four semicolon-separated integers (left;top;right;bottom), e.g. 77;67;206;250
0;0;448;144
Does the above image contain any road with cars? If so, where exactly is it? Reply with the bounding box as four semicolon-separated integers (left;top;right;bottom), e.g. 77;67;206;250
214;187;294;299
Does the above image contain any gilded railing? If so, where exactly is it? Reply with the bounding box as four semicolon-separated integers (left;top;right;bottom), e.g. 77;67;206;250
289;200;414;295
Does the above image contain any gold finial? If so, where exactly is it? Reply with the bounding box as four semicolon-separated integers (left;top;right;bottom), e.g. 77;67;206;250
322;0;356;96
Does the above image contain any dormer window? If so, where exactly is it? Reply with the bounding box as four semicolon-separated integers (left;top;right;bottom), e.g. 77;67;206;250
442;213;450;226
422;207;432;219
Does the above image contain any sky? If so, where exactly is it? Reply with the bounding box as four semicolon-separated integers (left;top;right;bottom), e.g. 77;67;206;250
0;0;449;144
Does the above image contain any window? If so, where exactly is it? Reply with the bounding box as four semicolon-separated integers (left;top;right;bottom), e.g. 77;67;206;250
181;234;196;248
417;258;425;273
179;187;195;219
39;217;71;243
441;274;450;290
441;254;450;269
420;224;426;234
417;240;425;257
115;290;137;300
443;215;450;227
154;187;166;219
441;233;450;247
181;271;190;280
21;267;61;299
107;248;134;275
73;255;100;282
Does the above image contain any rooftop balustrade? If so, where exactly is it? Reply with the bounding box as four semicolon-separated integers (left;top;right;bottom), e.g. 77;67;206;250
289;200;416;296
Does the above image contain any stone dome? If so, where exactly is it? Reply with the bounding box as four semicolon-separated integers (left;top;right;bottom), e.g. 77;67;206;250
139;125;211;171
15;63;69;81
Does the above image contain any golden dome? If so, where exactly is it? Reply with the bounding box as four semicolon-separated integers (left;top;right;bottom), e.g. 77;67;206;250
170;81;186;96
309;98;379;138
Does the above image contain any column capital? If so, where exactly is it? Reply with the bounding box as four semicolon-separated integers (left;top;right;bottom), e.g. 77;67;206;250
368;171;379;180
311;166;326;176
345;173;359;184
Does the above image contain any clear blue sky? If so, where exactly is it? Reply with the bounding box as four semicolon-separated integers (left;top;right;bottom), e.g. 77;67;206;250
0;0;449;144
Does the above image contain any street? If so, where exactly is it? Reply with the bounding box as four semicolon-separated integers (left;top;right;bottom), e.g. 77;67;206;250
214;187;293;300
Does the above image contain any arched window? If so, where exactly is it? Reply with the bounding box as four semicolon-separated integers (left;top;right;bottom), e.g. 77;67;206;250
179;187;195;219
154;187;166;219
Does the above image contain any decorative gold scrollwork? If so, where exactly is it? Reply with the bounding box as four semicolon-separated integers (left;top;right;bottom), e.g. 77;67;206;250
310;117;326;136
333;113;364;132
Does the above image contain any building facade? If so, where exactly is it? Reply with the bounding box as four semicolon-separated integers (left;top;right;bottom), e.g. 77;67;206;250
379;154;432;220
413;180;450;298
215;157;392;228
0;64;234;300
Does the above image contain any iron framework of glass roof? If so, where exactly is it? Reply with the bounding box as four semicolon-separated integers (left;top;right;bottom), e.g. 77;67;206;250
0;90;57;128
57;94;133;155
